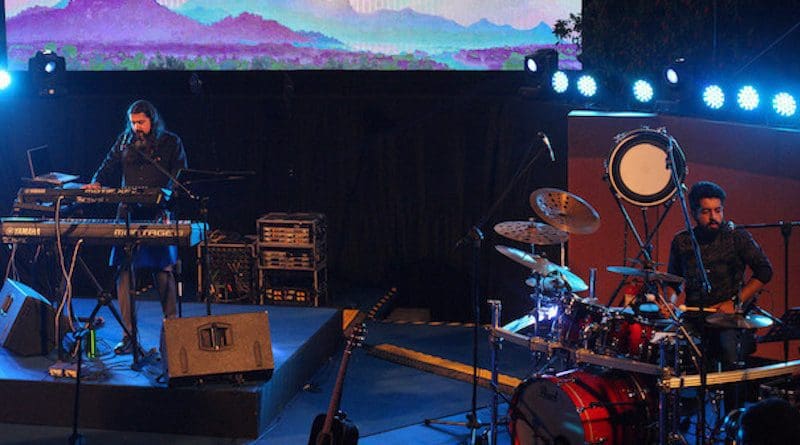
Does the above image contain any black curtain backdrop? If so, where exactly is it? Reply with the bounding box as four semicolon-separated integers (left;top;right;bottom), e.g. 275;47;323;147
0;71;569;322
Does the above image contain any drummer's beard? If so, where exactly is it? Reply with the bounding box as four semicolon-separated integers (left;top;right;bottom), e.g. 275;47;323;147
696;219;723;242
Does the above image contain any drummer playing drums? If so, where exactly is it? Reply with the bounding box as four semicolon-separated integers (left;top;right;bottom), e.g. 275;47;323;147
660;181;772;407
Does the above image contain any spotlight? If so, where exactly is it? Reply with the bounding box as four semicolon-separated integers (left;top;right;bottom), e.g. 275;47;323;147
551;71;569;94
523;48;558;93
772;92;796;117
0;70;11;90
28;50;67;96
664;68;679;85
632;79;654;103
702;85;725;110
576;74;597;98
662;57;687;87
737;85;760;111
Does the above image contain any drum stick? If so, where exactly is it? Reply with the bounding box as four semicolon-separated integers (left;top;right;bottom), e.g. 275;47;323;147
679;305;719;313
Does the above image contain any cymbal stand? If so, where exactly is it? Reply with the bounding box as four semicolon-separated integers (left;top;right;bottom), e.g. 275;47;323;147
427;137;549;444
666;138;713;444
604;182;676;307
488;300;503;445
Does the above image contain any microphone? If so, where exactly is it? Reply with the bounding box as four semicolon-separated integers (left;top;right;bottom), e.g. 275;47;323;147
537;131;555;162
724;220;735;232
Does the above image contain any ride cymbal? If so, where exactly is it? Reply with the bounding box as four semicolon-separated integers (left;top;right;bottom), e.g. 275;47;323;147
706;313;773;329
529;188;600;235
606;265;684;284
494;221;569;245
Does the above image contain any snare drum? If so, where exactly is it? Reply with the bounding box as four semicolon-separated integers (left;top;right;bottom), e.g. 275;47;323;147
508;369;655;445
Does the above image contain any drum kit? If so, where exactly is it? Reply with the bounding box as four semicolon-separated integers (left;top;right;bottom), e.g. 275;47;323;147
484;128;799;445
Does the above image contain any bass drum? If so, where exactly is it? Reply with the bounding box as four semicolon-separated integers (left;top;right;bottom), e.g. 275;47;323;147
508;369;655;445
606;128;687;207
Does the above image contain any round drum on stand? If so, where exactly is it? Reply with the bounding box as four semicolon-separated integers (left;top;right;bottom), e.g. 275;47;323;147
606;128;687;207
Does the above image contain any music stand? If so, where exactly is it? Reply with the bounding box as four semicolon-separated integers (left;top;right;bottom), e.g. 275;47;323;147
759;308;800;344
175;169;255;316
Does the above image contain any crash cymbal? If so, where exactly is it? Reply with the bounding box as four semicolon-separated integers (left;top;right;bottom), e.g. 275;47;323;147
607;265;685;284
495;245;551;274
706;312;773;329
494;221;569;245
529;188;601;235
525;264;588;292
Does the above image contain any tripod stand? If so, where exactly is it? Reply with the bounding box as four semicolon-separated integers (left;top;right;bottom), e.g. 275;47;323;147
423;134;553;444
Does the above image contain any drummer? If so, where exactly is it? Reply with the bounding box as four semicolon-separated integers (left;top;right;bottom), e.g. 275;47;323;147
661;181;773;371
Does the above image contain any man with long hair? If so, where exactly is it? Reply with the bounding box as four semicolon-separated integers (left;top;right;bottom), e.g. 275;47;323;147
84;99;187;355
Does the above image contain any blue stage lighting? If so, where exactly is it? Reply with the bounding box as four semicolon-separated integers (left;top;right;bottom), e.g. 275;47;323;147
772;92;796;117
737;85;759;111
577;75;597;97
632;79;654;102
551;71;569;94
0;70;11;90
702;85;725;109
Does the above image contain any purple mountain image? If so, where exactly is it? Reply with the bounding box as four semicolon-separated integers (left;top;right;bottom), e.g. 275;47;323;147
7;0;313;45
5;0;579;70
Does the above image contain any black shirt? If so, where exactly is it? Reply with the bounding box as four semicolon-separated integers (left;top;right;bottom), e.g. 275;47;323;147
91;130;187;190
667;225;772;307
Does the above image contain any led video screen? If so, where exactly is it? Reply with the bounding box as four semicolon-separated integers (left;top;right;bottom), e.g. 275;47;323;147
5;0;581;71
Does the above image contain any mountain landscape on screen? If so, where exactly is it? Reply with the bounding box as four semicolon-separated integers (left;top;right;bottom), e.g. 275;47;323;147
5;0;581;70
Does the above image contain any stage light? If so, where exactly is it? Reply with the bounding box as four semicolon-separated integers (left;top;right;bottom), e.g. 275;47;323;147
664;68;679;85
772;92;796;117
0;70;11;90
632;79;654;103
525;57;538;73
551;71;569;94
28;50;67;96
577;74;597;98
702;85;725;110
524;49;558;92
737;85;760;111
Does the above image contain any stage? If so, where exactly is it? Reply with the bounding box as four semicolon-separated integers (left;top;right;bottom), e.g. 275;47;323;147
0;298;341;438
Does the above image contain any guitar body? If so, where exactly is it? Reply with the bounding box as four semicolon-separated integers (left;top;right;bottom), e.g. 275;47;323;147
307;413;359;445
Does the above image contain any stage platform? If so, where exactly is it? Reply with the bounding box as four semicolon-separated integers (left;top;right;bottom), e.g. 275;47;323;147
0;298;341;438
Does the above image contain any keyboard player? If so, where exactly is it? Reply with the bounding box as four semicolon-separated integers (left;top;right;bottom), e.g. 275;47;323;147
83;99;187;356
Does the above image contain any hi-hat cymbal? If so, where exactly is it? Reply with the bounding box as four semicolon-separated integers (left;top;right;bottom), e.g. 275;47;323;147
607;265;685;284
494;221;569;245
706;312;773;329
529;188;600;234
525;267;588;293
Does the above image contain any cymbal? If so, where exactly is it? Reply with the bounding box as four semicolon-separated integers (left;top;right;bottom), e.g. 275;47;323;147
494;221;569;245
529;188;600;235
524;265;588;292
607;265;685;284
495;245;550;274
706;312;774;329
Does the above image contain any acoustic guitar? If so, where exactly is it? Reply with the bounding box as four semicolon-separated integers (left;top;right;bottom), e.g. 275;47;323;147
307;323;365;445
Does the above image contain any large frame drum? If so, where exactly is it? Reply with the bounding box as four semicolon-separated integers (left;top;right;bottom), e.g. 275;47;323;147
606;128;687;207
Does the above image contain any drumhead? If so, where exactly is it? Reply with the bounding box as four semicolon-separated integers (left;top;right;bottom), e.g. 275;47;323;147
607;128;687;207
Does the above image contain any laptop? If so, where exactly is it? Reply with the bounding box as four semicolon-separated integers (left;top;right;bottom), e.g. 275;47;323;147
25;145;80;186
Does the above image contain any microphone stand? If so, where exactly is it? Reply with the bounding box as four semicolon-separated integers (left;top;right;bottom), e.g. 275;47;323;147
666;139;713;444
424;136;551;445
128;146;210;326
736;220;799;362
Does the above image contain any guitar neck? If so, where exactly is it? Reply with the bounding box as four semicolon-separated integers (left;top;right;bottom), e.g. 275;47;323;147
320;345;354;438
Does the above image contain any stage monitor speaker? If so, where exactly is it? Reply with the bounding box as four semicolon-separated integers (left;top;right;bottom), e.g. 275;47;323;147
0;279;58;356
163;311;274;386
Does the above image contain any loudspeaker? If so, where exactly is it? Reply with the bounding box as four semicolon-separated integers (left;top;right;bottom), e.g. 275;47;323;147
163;311;274;386
0;279;58;356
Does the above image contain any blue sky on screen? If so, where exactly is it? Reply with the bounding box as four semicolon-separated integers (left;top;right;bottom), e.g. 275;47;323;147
5;0;581;70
